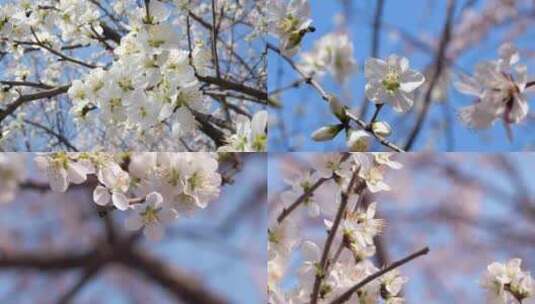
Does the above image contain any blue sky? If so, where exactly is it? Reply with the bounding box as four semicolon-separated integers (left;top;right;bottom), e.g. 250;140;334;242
268;0;535;152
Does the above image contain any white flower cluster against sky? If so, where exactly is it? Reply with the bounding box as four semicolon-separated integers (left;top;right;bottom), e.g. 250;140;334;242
1;1;535;303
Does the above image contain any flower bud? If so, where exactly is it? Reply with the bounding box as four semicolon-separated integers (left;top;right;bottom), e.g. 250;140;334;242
311;124;343;142
371;121;392;137
346;129;370;152
328;95;348;123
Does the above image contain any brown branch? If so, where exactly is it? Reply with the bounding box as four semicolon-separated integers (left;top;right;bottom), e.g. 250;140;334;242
403;0;456;151
0;81;54;89
22;118;79;151
276;177;331;224
197;75;267;101
267;43;404;152
210;0;221;78
122;251;229;304
0;251;100;271
0;85;70;124
57;265;102;304
328;247;430;304
30;28;98;69
310;172;362;304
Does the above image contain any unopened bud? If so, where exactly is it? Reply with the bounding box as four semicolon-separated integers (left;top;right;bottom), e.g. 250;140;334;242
311;124;343;141
328;95;348;123
346;129;370;152
371;121;392;137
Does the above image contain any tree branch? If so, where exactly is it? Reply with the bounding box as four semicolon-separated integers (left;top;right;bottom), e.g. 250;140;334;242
403;0;456;151
328;247;430;304
122;251;229;304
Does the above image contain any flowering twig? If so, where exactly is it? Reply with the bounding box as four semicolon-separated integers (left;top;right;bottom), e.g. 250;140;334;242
267;43;404;152
276;176;331;224
310;170;363;304
328;246;430;304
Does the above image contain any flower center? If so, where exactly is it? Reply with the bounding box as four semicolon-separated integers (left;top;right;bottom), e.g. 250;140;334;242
382;72;400;94
279;14;300;34
141;206;160;224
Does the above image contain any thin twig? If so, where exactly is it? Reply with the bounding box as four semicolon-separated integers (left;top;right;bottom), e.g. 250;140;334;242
403;0;456;151
310;172;361;304
329;247;430;304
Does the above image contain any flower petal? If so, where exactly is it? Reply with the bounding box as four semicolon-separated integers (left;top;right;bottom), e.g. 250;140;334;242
400;69;425;92
365;58;387;80
392;91;414;112
112;191;129;211
93;186;111;206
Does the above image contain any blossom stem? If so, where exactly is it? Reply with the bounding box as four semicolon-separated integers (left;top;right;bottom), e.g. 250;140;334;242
310;171;362;304
328;246;430;304
276;177;331;224
267;43;404;152
369;103;384;124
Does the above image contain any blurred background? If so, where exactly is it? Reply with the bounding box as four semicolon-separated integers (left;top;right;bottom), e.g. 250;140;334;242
269;153;535;303
0;153;266;304
268;0;535;151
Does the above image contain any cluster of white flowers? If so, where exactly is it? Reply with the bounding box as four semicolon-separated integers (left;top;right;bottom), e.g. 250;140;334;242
66;0;211;138
267;0;314;56
481;258;534;304
269;153;408;304
299;32;357;84
33;152;222;240
455;43;531;129
218;110;268;152
0;0;100;53
0;1;266;151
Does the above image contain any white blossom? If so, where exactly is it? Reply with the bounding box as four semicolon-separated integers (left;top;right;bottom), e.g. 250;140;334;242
455;43;531;129
35;153;94;192
267;0;313;56
365;55;425;112
299;32;357;83
124;192;178;241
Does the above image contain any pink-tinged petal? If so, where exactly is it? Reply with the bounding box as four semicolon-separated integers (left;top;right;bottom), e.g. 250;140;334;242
507;95;529;124
93;186;111;206
454;74;482;97
144;224;164;241
459;102;498;129
498;43;519;66
124;214;143;231
112;191;129;211
514;64;528;91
